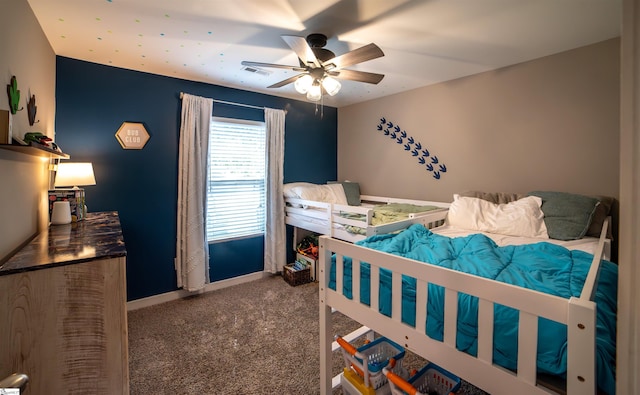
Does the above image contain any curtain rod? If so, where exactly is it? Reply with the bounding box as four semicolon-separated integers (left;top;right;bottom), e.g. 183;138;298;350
179;92;264;111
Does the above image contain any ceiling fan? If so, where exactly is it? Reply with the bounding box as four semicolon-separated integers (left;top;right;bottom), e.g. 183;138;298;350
241;33;385;101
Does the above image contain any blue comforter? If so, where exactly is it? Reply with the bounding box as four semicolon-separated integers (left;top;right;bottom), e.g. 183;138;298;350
329;224;617;394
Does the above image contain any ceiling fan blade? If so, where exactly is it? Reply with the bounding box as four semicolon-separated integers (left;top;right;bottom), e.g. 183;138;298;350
323;43;384;70
267;74;303;89
281;35;320;67
241;61;304;71
332;69;385;84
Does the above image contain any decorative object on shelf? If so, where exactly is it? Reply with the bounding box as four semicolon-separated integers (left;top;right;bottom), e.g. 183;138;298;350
53;162;96;220
115;122;150;149
6;76;22;114
21;131;61;151
50;201;72;225
0;109;11;144
376;116;449;180
27;94;38;125
23;131;51;145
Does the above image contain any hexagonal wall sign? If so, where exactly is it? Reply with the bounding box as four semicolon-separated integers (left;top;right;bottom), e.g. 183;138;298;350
115;122;150;150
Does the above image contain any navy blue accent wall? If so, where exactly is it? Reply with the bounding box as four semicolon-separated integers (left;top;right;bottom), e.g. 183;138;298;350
55;57;337;301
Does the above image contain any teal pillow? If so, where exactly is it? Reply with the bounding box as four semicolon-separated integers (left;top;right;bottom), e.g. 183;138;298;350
527;191;599;240
328;181;361;206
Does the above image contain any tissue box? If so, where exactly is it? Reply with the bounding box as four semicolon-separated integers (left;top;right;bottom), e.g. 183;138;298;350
48;189;86;222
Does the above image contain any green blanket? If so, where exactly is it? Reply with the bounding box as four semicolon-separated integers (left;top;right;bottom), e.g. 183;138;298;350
339;203;440;234
371;203;440;225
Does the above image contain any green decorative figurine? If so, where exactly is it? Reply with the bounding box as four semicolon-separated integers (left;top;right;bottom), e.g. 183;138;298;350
7;76;21;114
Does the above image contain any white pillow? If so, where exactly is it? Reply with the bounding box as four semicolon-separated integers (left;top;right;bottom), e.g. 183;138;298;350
283;182;315;198
447;194;549;238
322;183;349;205
283;183;348;206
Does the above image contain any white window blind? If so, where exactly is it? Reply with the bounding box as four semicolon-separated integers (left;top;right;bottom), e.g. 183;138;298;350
207;117;266;242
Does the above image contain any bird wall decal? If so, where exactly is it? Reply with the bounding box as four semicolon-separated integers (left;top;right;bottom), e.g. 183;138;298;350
375;116;448;180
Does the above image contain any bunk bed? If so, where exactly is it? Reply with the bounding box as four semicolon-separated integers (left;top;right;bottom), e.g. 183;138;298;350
319;192;618;395
284;182;450;243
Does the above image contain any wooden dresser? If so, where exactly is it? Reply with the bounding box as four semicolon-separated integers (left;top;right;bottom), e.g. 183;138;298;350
0;211;128;394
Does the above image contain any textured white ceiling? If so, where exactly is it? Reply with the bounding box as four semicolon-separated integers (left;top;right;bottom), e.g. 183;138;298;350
27;0;622;107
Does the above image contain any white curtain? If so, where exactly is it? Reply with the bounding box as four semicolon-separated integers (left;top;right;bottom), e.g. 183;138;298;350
176;93;212;291
264;108;286;273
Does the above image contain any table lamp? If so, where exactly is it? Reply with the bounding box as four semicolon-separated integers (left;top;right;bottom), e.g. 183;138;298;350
52;162;96;223
55;162;96;189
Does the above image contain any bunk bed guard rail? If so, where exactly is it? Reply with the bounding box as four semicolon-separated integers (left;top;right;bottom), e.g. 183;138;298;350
318;219;610;395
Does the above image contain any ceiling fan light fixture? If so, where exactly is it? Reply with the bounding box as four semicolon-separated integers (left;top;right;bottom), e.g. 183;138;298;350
242;33;384;103
322;76;341;96
294;74;313;94
306;82;322;102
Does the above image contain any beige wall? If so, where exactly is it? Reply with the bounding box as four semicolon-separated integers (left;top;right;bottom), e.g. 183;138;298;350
0;0;56;260
338;38;620;203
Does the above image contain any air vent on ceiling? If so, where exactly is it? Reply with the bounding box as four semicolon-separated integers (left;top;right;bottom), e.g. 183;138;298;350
241;65;271;76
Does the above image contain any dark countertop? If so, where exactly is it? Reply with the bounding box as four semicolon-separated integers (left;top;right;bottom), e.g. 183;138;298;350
0;211;126;275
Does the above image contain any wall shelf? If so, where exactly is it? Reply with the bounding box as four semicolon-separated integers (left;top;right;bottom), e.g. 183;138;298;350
0;143;70;159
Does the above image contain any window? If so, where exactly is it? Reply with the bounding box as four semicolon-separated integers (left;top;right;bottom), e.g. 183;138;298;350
206;117;266;242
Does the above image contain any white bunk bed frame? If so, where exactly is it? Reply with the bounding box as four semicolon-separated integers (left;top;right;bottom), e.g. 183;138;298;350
285;195;450;243
319;210;610;395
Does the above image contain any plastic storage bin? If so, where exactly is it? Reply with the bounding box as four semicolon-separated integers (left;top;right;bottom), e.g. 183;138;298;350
384;362;461;395
337;336;407;394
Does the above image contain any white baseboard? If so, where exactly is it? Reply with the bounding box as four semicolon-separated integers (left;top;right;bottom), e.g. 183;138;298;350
126;271;269;311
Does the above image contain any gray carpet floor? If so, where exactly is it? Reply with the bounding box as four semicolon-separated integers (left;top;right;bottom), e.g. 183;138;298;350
128;275;489;394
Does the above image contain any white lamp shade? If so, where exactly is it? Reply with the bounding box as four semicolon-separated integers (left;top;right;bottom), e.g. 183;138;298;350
294;74;313;94
306;83;322;101
322;77;341;96
55;162;96;188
